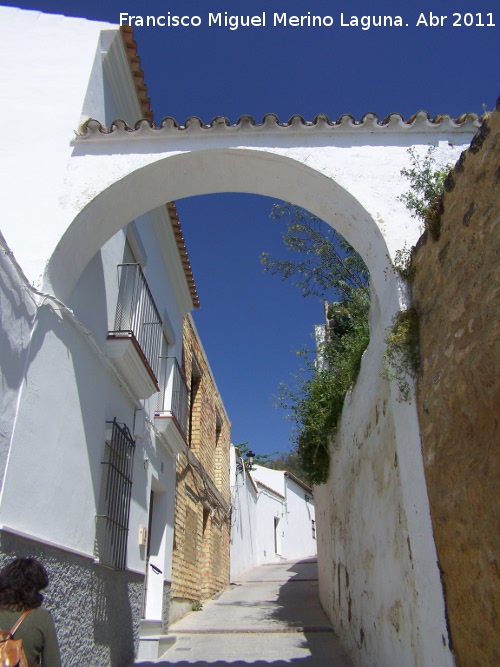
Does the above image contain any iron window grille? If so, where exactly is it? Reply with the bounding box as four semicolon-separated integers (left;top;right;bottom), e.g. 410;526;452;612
110;263;163;385
156;356;189;437
95;419;136;570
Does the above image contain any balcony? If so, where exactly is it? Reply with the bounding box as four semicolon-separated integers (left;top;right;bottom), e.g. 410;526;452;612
154;357;188;455
107;263;162;399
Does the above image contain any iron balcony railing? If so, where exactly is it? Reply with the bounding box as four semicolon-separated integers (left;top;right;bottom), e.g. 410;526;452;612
156;356;189;438
110;263;162;384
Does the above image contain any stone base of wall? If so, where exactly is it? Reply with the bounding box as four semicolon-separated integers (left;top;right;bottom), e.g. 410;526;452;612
162;580;172;631
0;531;144;667
170;597;195;625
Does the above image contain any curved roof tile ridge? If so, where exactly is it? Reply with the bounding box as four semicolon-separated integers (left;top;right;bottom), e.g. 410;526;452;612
77;111;482;138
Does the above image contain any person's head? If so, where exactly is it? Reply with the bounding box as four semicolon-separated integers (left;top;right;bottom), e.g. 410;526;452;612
0;558;49;610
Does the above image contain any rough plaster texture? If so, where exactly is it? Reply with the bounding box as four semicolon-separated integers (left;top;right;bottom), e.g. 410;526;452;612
413;104;500;667
0;531;144;667
162;581;172;631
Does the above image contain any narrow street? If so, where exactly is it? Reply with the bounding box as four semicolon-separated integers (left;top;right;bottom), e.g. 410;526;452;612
136;559;353;666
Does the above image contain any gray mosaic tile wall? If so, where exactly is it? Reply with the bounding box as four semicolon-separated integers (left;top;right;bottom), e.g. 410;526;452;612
0;532;144;666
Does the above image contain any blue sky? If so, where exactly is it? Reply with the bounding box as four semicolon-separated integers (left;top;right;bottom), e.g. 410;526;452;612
6;0;499;456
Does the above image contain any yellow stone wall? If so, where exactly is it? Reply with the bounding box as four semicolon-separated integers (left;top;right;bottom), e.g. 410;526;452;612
413;102;500;666
171;316;231;608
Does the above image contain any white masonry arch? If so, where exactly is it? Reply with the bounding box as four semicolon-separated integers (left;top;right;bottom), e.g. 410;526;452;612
5;110;479;667
38;118;478;667
44;114;478;318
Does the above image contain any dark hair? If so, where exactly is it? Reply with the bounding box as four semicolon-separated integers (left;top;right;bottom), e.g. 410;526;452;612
0;558;49;611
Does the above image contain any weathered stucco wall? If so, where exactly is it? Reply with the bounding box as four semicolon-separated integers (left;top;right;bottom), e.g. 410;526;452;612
412;102;500;667
315;321;453;666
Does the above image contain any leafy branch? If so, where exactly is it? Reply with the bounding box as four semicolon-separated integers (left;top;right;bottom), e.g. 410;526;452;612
263;204;370;485
261;204;369;300
398;146;452;240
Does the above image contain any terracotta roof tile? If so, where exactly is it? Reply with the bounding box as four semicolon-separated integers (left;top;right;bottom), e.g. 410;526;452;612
120;27;199;309
166;202;200;310
78;110;482;138
120;25;153;122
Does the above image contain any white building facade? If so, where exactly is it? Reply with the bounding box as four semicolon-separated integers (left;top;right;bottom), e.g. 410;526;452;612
252;465;317;564
229;447;259;581
230;452;316;581
0;9;197;665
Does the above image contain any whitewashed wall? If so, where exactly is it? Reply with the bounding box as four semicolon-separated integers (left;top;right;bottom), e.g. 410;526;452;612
255;483;286;563
0;9;193;663
0;233;37;488
315;322;453;667
0;7;118;286
282;477;317;560
229;447;259;580
252;466;317;564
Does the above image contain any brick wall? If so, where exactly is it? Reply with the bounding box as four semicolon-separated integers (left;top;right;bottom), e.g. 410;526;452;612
412;101;500;666
170;316;231;611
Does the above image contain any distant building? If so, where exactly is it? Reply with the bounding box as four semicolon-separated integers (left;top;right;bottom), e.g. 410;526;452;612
229;452;316;580
252;465;317;563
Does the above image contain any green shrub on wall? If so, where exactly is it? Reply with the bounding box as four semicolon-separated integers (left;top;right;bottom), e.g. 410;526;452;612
278;289;370;485
381;307;420;403
262;204;371;485
398;146;452;241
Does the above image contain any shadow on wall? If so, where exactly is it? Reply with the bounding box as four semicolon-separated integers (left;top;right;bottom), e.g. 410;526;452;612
92;566;137;666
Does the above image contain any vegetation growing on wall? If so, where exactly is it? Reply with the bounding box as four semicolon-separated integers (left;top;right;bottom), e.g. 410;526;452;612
382;145;452;400
398;146;452;241
262;204;370;485
381;308;420;402
278;290;370;484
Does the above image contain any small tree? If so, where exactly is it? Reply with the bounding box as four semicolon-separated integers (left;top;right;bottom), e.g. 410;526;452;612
261;203;369;299
262;204;370;485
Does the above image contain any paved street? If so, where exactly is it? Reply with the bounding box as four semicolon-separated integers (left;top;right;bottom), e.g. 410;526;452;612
136;559;353;666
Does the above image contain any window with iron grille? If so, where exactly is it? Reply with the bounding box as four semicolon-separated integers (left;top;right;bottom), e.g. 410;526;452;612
95;419;135;570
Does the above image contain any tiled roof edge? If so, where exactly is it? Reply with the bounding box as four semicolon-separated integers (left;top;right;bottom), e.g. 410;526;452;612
284;471;313;495
120;25;154;122
255;480;286;500
77;110;482;138
119;29;199;309
165;202;200;310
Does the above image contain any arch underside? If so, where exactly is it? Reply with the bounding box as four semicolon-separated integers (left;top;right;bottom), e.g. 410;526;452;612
48;147;398;322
